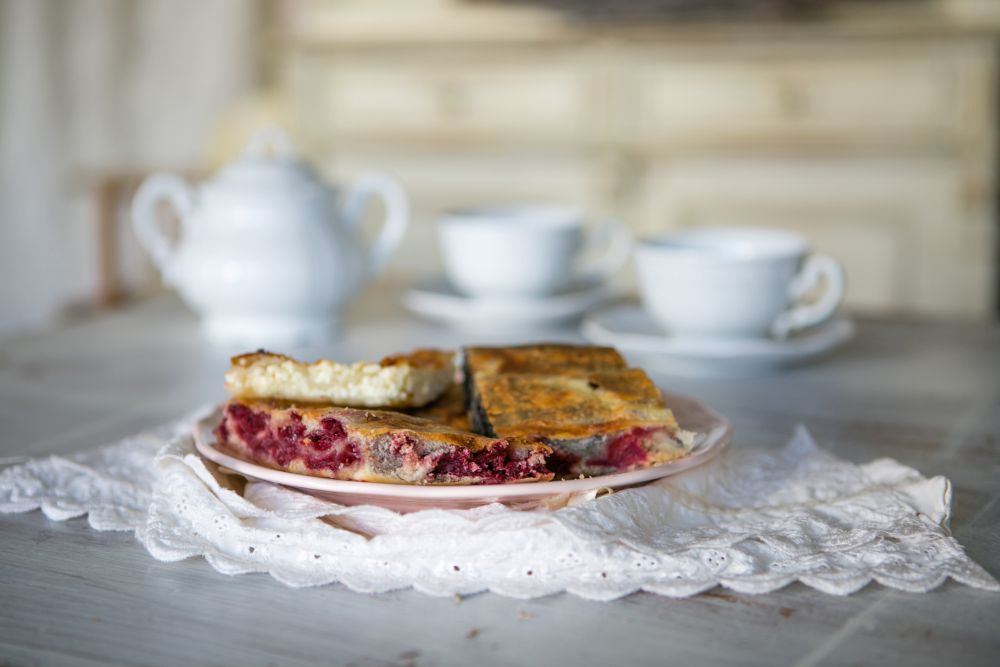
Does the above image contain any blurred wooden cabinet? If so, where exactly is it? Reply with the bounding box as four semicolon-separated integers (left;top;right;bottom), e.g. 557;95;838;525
285;3;997;318
302;55;595;140
630;49;966;141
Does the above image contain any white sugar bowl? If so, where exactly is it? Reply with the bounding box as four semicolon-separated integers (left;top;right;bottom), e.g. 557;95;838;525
131;127;408;345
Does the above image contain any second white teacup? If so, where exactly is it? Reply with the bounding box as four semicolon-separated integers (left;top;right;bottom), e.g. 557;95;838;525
634;227;846;340
439;206;631;298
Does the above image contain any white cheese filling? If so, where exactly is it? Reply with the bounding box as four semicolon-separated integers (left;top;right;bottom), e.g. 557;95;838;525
225;357;454;408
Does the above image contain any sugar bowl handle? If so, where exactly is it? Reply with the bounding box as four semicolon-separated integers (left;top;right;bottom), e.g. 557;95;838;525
131;173;195;286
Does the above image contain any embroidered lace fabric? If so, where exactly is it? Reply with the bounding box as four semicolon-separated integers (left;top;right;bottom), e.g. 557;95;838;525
2;407;996;599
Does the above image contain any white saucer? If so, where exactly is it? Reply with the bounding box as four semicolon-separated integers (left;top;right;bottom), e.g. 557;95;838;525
193;391;731;513
403;278;623;331
582;302;855;377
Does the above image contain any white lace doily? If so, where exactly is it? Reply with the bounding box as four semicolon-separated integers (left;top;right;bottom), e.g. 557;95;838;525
1;407;997;600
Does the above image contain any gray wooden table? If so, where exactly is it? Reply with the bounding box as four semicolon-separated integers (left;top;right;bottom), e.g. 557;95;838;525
1;295;999;667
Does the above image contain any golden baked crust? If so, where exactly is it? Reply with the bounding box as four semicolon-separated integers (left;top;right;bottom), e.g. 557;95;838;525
473;370;678;441
464;343;626;376
378;348;454;369
463;344;691;476
230;348;453;370
406;382;470;431
225;349;455;408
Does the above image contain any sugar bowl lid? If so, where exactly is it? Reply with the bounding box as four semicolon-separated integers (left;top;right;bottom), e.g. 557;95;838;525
202;126;330;204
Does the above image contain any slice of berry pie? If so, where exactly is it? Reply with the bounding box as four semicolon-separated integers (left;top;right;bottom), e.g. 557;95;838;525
216;399;553;485
464;344;694;476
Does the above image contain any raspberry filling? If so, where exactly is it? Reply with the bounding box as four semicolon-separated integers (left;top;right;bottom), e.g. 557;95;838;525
583;427;658;471
219;404;360;472
428;442;547;484
217;403;549;483
545;449;581;477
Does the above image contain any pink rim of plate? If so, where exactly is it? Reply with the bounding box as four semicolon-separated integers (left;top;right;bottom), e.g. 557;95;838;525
192;391;731;505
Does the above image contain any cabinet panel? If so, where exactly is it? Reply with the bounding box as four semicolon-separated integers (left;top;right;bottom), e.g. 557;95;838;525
294;53;592;140
635;52;962;140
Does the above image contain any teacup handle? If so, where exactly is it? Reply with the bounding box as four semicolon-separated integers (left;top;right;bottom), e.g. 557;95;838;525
576;218;632;286
771;254;846;339
131;173;195;286
342;172;409;280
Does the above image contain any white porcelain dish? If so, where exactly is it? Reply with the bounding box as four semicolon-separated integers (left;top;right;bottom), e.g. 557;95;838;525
582;302;855;377
634;227;845;340
402;277;623;332
438;206;631;298
192;391;731;512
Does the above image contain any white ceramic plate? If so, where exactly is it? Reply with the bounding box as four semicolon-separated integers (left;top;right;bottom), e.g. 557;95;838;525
582;302;855;377
402;277;623;332
192;391;731;512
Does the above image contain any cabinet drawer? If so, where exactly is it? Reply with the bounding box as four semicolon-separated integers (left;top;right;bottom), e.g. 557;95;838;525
636;53;962;140
298;56;590;138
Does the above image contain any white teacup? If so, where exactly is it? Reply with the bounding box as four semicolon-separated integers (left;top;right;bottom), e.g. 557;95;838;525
634;227;846;340
438;206;631;298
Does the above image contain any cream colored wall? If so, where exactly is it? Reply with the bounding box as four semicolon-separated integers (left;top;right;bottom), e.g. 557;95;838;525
0;0;260;333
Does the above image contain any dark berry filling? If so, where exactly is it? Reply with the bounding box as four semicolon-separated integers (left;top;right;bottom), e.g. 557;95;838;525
584;427;656;471
219;404;549;483
320;416;346;440
545;449;581;477
221;404;359;473
428;442;547;484
215;417;229;444
227;402;269;441
277;411;305;444
304;438;360;471
389;431;420;456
